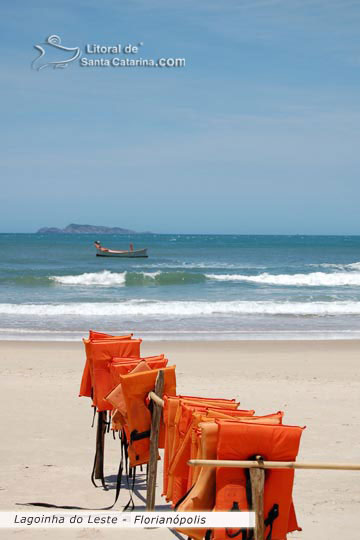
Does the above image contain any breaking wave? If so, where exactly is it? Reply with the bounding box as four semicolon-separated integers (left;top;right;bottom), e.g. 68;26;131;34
2;300;360;316
207;271;360;287
50;270;206;286
51;270;126;286
10;263;360;289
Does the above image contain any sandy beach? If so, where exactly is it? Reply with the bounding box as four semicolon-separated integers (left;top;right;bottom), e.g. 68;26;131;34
0;339;359;540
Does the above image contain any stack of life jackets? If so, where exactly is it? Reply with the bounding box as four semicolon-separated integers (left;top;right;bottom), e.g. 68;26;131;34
78;330;177;497
161;394;305;540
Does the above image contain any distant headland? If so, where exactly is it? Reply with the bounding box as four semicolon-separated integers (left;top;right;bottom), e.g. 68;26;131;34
37;223;145;234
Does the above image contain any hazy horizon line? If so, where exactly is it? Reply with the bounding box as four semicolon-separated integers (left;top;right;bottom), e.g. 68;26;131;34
2;231;360;237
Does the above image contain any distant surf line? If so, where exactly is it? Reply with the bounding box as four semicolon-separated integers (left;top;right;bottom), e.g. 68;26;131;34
50;265;360;287
2;299;360;316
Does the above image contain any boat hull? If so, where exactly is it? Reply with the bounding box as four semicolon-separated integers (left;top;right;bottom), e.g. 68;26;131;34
96;248;148;258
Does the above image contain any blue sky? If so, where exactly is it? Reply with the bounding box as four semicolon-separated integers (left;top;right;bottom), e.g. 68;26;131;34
1;0;360;234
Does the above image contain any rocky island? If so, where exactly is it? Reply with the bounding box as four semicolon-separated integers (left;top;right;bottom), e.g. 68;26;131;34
37;223;140;234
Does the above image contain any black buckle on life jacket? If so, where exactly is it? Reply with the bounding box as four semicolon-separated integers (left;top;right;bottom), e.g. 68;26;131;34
225;501;249;539
223;455;280;540
225;500;279;540
130;429;151;443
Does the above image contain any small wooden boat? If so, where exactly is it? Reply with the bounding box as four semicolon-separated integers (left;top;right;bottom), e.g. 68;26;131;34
94;241;148;258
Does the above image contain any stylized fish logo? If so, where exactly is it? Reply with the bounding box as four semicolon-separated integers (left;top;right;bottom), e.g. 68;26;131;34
32;35;81;71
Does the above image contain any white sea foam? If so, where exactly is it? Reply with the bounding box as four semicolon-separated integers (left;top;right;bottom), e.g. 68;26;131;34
206;271;360;286
142;271;161;278
1;328;360;341
50;270;127;286
50;270;201;286
50;269;360;288
1;300;360;316
50;264;266;283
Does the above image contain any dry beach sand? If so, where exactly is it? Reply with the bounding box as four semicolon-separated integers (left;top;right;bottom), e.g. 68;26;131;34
0;339;359;539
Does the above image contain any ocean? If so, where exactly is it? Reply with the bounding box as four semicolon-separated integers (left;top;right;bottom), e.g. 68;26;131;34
1;233;360;340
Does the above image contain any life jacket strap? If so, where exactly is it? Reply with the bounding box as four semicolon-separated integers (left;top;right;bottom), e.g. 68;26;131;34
121;429;136;512
130;429;151;442
264;503;279;540
104;412;111;433
91;411;108;490
224;455;278;540
123;466;137;511
91;406;96;428
173;483;195;511
225;501;279;540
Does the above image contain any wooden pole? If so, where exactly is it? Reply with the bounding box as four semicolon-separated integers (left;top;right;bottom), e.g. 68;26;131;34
188;459;360;471
250;457;265;540
146;370;165;511
94;411;107;481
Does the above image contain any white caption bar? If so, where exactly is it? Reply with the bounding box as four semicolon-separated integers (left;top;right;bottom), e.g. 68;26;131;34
0;511;255;529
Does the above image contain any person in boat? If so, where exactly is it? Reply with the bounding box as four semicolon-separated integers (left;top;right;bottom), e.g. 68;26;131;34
129;243;134;252
94;241;108;252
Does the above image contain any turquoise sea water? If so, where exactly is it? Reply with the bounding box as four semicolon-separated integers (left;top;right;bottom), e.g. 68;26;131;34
1;233;360;340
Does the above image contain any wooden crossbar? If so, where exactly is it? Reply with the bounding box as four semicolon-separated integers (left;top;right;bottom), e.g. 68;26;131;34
188;459;360;471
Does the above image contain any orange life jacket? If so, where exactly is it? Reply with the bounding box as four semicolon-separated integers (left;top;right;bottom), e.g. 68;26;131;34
176;421;224;540
170;407;257;507
109;355;168;386
106;356;168;431
176;414;286;540
106;360;152;429
178;395;239;407
110;409;127;431
163;396;240;501
186;411;283;491
171;405;256;481
89;330;133;340
213;421;304;540
167;399;249;503
89;339;142;411
169;398;240;468
120;366;176;467
79;333;133;399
